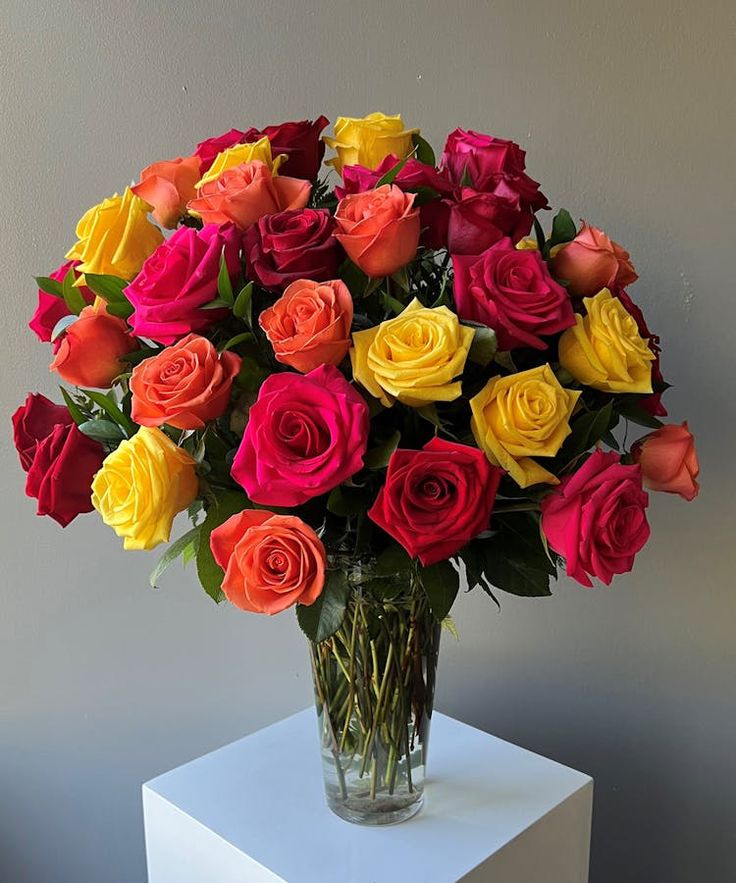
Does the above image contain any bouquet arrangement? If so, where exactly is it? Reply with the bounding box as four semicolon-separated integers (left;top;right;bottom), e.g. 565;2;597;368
12;111;699;824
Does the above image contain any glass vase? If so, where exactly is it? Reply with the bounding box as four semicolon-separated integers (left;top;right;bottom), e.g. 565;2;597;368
308;568;441;825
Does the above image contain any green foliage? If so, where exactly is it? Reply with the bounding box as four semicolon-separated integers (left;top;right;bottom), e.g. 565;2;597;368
81;389;136;436
196;490;250;603
59;386;86;426
150;526;201;588
375;157;409;187
549;209;577;249
34;275;64;298
78;419;125;442
364;430;401;469
217;252;234;306
420;560;460;621
412;133;436;166
296;569;350;642
61;268;86;315
233;282;254;326
467;325;498;366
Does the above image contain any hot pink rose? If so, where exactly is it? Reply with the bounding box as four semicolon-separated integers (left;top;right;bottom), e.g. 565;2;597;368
231;364;369;506
125;224;243;345
194;128;248;173
541;449;650;588
552;222;638;297
243;116;329;180
632;422;699;501
29;261;94;344
452;238;575;349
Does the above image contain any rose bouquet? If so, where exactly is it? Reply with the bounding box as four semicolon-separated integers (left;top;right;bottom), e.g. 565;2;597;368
13;111;699;825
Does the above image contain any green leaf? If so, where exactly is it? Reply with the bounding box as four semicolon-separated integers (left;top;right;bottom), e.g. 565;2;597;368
380;291;406;316
202;298;231;310
59;386;86;426
149;526;201;588
375;157;409;187
326;484;371;517
83;273;129;304
532;216;547;253
219;331;254;352
562;401;616;458
417;404;441;428
363;430;401;469
196;490;250;603
82;389;136;435
420;560;460;621
460;164;474;188
376;543;413;576
468;325;498;366
217;252;234;306
296;569;349;643
478;513;555;597
412;133;436;167
34;276;64;298
51;314;78;342
105;301;134;319
494;351;518;373
616;399;664;429
549;209;577;248
78;419;125;442
62;268;86;315
124;346;163;366
233;282;253;326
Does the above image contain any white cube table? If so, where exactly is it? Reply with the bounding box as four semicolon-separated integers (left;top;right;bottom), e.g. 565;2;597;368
143;708;593;883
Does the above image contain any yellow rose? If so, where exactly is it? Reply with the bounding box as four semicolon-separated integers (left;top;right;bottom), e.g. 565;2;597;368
66;188;163;280
196;136;285;188
470;364;581;487
350;298;474;407
91;427;198;550
559;288;654;393
324;112;419;174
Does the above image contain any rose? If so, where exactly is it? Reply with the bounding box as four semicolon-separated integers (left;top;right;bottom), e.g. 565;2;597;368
559;288;655;393
541;449;650;587
11;392;72;471
196;136;285;187
243;117;329;180
351;298;474;407
130;334;241;429
91;427;198;550
324;112;419;173
243;208;340;291
615;288;667;416
210;510;326;614
470;364;581;487
259;279;353;373
29;261;94;344
632;422;699;501
187;161;311;231
334;185;420;277
65;187;163;279
194;128;249;172
131;155;202;229
368;438;503;565
552;222;637;297
125;223;243;345
231;364;369;506
452;238;575;349
49;305;137;388
446;185;534;255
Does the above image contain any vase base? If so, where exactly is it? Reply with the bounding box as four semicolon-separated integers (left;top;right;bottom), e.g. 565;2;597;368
325;791;424;826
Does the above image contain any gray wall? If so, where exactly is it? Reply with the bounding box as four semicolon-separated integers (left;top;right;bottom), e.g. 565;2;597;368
1;2;734;881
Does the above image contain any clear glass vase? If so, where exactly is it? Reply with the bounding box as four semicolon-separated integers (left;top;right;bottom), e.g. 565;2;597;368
308;568;441;825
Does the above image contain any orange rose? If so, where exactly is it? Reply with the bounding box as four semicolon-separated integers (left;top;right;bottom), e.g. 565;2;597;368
552;221;638;297
186;160;311;231
259;279;353;373
50;305;137;388
210;509;326;614
130;334;241;429
334;184;420;277
131;155;202;229
632;421;699;501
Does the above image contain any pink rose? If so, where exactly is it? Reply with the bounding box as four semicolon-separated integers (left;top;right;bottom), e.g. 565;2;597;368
632;422;699;501
125;224;243;345
452;238;575;349
29;261;94;344
231;364;369;506
541;450;650;587
552;222;638;297
194;128;248;173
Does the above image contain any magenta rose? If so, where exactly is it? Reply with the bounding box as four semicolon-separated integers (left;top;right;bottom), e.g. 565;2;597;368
615;288;667;417
29;260;94;344
243;208;340;291
452;238;575;349
231;364;369;506
244;116;329;180
194;128;248;173
445;186;535;255
125;224;243;345
12;392;72;471
368;438;502;566
541;450;650;588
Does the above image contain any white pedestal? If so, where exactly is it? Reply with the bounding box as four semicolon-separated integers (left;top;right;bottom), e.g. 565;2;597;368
143;708;593;883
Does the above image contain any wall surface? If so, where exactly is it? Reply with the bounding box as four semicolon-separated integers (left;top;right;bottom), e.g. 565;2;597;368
1;1;735;881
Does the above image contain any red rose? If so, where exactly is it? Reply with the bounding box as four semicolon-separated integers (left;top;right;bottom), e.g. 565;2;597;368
243;208;340;291
244;116;329;180
194;128;248;173
29;261;95;344
12;392;72;471
368;437;502;566
541;449;650;587
446;186;533;255
453;238;575;350
614;288;667;416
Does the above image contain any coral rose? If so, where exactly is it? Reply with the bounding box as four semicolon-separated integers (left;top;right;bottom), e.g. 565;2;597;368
259;279;353;373
130;334;241;430
324;112;418;174
187;160;311;231
92;427;198;550
552;221;638;297
334;184;420;277
210;509;326;614
541;449;650;587
243;116;329;180
49;305;137;388
132;155;202;228
632;422;699;501
29;261;94;344
368;438;503;566
231;364;369;507
12;392;72;472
